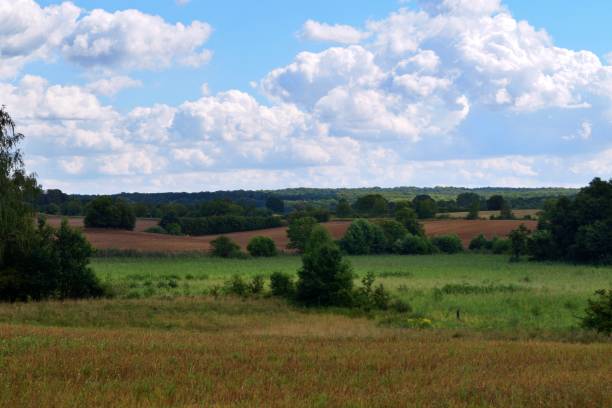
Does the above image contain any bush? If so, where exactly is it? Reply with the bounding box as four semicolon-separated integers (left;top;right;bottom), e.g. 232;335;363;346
509;224;530;261
340;219;387;255
395;234;437;255
491;237;511;254
296;226;354;307
84;197;136;230
286;217;317;252
165;223;182;236
180;215;281;236
469;234;490;251
270;272;295;298
247;236;277;257
395;207;424;236
224;275;249;296
144;225;167;234
431;235;463;254
249;275;265;295
581;289;612;334
377;220;408;251
210;236;242;258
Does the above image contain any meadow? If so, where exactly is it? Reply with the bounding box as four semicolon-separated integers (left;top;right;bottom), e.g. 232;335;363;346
1;254;611;407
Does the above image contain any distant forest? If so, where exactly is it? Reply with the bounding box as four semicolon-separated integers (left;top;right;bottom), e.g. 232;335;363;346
38;186;578;216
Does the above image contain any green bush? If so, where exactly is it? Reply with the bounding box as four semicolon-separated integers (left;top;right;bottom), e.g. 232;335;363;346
431;235;463;254
287;216;317;252
165;223;182;236
224;275;249;296
581;289;612;334
395;234;437;255
144;226;167;234
84;197;136;230
469;234;490;251
395;207;425;236
247;236;277;257
377;220;408;251
180;215;281;236
296;226;354;307
340;219;387;255
270;272;295;298
210;236;242;258
491;237;511;254
248;275;265;294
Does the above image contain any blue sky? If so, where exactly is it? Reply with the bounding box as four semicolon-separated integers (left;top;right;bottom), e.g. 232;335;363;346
3;0;612;193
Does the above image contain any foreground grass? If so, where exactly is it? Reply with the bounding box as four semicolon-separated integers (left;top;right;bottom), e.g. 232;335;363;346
0;297;611;407
92;254;612;333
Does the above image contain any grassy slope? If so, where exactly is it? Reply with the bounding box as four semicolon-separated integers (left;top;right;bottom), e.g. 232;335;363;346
91;254;612;332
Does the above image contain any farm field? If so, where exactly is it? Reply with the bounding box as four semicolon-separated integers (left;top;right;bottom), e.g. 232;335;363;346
1;254;611;407
45;215;537;252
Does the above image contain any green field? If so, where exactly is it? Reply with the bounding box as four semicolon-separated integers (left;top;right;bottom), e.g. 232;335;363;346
88;254;612;335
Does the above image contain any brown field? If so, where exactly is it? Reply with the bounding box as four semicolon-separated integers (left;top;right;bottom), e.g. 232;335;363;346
1;298;610;407
45;216;537;252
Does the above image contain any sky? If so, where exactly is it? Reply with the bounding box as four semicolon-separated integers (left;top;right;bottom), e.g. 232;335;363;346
3;0;612;193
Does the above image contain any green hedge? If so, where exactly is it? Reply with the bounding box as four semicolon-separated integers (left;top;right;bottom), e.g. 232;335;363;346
179;215;282;236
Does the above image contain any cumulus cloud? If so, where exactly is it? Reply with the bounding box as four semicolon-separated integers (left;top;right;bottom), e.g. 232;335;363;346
300;20;370;44
86;76;142;96
563;121;592;141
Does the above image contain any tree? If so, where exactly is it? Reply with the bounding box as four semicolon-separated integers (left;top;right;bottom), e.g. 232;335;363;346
466;201;480;220
247;236;277;257
377;220;408;251
353;194;389;217
412;195;437;219
340;219;387;255
84;197;135;230
210;236;242;258
456;193;481;210
395;207;424;236
509;224;530;261
287;216;317;252
296;225;354;307
581;289;612;334
266;195;285;214
335;197;352;218
487;195;505;211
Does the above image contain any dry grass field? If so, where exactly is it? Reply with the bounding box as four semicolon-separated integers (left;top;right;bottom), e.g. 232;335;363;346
1;298;610;407
45;216;537;252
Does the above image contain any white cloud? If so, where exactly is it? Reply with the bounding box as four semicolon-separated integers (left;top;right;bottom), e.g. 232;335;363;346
62;9;212;70
86;76;142;96
563;121;592;141
300;20;370;44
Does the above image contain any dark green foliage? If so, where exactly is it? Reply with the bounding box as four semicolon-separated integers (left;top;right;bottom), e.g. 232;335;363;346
296;226;354;307
84;197;136;230
353;272;391;311
431;235;463;254
469;234;491;251
395;207;425;236
391;299;412;313
247;236;277;257
248;275;265;294
527;229;556;261
456;193;481;210
377;220;408;251
491;237;512;254
179;215;281;236
209;236;242;258
487;195;505;211
353;194;389;217
269;272;295;298
164;223;182;236
466;202;480;220
289;207;330;223
440;283;524;295
159;212;180;230
198;199;245;217
581;289;612;334
395;234;437;255
223;275;249;296
340;219;387;255
265;196;285;214
412;195;437;219
287;216;317;252
335;197;352;218
509;224;530;261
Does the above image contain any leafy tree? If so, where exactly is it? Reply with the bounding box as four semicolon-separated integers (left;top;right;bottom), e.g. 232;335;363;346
395;234;437;255
412;195;437;219
581;289;612;334
466;201;480;220
498;200;515;220
456;192;481;210
296;226;354;307
247;236;277;257
353;194;389;217
269;271;295;298
340;219;387;255
210;236;242;258
377;220;408;251
487;195;505;211
62;199;83;216
335;197;352;218
431;235;463;254
265;195;285;214
469;234;491;251
509;224;530;261
395;206;425;236
287;216;317;252
84;197;135;230
199;199;244;217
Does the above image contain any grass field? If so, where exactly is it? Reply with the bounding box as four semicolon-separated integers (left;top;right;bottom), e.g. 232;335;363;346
1;254;611;407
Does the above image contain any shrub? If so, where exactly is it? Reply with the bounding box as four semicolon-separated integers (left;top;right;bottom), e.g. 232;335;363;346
509;224;531;261
340;219;387;255
491;237;511;254
84;197;135;230
469;234;490;251
144;225;167;234
372;284;391;310
395;234;437;255
581;289;612;334
210;236;242;258
431;235;463;254
270;272;295;298
391;299;412;313
286;216;317;252
224;275;248;296
247;236;277;257
296;226;354;307
413;195;437;219
165;223;182;236
377;220;408;251
180;215;281;236
527;229;556;261
248;275;265;294
395;207;425;236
